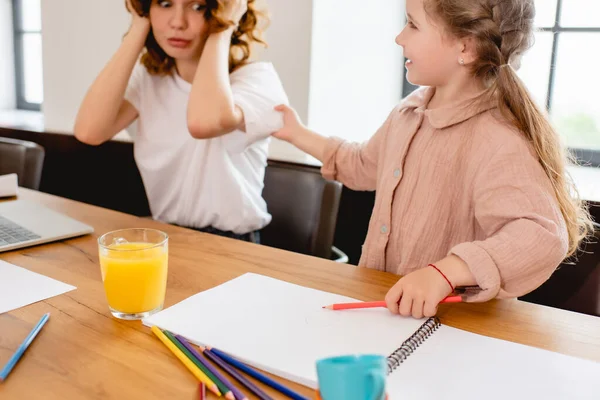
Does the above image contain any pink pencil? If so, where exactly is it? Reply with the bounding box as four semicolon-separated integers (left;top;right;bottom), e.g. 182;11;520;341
323;295;462;311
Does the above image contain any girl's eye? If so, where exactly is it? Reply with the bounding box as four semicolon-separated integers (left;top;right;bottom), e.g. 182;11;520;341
408;21;417;29
191;2;206;11
158;1;171;8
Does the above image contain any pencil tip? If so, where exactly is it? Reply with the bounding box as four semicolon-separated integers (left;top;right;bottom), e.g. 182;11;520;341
225;392;235;400
323;305;332;310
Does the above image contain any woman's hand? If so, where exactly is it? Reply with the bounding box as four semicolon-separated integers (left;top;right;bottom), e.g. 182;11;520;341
125;0;150;35
221;0;248;28
384;266;454;319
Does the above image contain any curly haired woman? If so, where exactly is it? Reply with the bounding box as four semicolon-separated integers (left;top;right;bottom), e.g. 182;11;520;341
75;0;288;243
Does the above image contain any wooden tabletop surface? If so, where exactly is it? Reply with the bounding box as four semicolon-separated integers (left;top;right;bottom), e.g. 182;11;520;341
1;189;599;399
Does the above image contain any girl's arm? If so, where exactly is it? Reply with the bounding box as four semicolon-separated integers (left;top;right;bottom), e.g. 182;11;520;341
186;0;248;139
273;105;329;161
274;104;397;191
385;139;568;319
74;0;148;145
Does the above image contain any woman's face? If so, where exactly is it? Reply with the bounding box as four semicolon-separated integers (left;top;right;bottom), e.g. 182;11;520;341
149;0;211;61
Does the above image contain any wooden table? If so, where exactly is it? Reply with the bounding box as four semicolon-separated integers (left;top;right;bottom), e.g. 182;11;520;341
1;190;599;399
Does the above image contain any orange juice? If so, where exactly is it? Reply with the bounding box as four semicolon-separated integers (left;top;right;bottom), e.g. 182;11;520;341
99;242;168;314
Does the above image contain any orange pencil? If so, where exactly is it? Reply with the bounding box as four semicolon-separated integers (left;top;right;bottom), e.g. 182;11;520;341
323;295;462;310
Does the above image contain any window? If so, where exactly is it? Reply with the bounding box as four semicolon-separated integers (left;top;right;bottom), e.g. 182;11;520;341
402;0;600;167
12;0;43;111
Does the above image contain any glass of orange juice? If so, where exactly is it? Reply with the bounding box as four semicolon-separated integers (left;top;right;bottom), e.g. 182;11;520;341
98;228;168;320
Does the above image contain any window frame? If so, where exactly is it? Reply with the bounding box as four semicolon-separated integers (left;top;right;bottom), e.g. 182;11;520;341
12;0;42;111
401;0;600;167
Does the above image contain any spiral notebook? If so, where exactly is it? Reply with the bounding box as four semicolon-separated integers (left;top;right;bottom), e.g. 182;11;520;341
144;273;600;399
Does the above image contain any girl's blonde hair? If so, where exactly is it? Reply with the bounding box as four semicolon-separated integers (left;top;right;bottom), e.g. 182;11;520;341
425;0;593;257
130;0;268;74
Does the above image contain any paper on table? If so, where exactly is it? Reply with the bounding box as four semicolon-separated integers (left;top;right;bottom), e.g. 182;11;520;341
0;260;76;314
144;273;600;399
143;273;429;388
387;324;600;399
0;174;18;198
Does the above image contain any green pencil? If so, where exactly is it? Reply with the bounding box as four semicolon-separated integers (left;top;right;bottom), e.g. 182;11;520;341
163;331;233;400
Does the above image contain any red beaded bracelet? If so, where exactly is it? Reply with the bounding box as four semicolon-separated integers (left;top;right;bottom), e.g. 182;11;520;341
428;263;454;292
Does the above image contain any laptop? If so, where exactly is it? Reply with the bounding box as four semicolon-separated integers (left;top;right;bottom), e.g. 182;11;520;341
0;199;94;253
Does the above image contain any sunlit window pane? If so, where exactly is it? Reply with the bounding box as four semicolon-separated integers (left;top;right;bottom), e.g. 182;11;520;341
517;32;553;110
18;0;42;32
22;33;44;104
533;0;558;28
551;33;600;150
561;0;600;28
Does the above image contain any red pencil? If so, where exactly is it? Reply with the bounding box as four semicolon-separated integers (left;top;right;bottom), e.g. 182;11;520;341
323;295;462;310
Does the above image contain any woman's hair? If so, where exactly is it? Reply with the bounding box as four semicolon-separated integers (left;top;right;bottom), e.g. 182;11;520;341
129;0;268;74
424;0;593;257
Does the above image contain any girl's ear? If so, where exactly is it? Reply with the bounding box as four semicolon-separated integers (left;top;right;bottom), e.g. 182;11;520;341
459;36;478;65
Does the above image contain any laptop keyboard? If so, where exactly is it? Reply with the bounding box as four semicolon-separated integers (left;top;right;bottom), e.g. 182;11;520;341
0;216;41;246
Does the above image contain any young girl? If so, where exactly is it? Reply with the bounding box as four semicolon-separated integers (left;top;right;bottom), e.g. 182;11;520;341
274;0;593;318
74;0;288;243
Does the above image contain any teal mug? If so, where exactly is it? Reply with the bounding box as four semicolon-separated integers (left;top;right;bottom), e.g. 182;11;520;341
316;354;387;400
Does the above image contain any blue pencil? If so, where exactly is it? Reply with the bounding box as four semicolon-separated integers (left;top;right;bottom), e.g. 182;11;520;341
210;347;309;400
0;313;50;382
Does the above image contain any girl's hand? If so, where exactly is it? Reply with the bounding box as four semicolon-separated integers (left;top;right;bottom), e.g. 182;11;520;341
384;266;454;319
125;0;150;34
221;0;248;27
273;104;306;143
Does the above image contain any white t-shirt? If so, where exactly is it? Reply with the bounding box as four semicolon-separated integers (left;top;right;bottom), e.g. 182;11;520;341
124;62;288;234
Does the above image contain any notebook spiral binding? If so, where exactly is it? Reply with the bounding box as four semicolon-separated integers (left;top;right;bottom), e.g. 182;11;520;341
386;317;441;374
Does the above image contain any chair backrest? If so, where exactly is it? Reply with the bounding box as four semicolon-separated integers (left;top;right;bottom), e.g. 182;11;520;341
0;137;45;190
519;223;600;317
261;161;342;259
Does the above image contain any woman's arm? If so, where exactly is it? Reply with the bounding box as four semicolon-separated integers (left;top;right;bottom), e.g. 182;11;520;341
187;0;248;139
74;0;149;145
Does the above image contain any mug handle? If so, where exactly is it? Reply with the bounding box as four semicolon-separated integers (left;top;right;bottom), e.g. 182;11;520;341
366;370;386;400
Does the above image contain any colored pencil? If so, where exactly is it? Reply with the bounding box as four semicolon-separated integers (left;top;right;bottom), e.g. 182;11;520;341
210;347;309;400
0;313;50;382
150;326;221;396
200;346;273;400
172;334;241;400
164;331;233;400
199;383;206;400
323;295;463;311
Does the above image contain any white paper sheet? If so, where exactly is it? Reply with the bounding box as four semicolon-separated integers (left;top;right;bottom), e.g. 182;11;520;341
0;174;18;198
144;273;425;388
0;260;76;314
388;325;600;399
143;273;600;399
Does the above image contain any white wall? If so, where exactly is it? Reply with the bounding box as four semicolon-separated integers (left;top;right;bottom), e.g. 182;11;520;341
260;0;314;123
40;1;130;133
0;0;16;109
308;0;404;142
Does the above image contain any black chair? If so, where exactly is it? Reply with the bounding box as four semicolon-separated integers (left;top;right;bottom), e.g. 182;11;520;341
261;161;348;262
0;137;45;190
520;222;600;317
